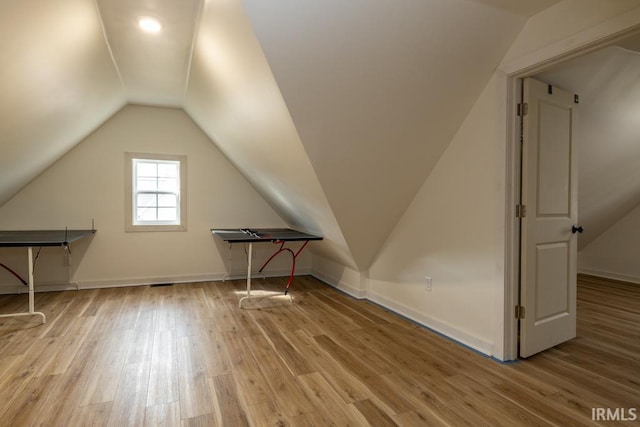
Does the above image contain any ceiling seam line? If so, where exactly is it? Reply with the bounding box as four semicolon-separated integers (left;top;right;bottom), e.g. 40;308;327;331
182;0;205;106
92;0;126;94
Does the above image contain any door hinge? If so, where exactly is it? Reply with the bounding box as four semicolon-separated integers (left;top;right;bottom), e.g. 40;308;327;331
517;102;528;116
516;204;527;218
515;305;525;319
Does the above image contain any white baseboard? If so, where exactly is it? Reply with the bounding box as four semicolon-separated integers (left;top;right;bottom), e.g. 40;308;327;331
311;270;366;299
0;281;79;294
73;274;221;290
366;289;493;356
310;266;493;357
1;265;493;357
578;268;640;286
0;268;312;294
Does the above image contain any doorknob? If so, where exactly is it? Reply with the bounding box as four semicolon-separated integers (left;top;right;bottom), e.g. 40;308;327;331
572;225;584;234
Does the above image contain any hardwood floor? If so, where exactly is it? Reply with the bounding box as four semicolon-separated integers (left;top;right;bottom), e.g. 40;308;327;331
0;274;637;426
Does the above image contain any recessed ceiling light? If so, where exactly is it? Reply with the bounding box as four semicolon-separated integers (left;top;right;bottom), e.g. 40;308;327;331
138;16;162;33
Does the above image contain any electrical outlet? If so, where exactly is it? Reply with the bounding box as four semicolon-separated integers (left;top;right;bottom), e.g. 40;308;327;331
424;276;432;291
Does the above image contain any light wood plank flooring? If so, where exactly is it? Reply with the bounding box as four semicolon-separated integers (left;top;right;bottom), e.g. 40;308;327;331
0;274;638;426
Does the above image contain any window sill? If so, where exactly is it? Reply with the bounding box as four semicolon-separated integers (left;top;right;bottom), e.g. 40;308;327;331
125;224;187;233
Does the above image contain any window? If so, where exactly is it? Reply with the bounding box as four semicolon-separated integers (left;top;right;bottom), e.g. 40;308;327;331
125;153;187;232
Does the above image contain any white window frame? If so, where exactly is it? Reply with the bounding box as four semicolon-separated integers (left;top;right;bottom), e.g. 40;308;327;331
125;152;187;232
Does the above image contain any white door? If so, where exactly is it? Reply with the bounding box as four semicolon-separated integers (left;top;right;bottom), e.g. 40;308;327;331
519;77;580;358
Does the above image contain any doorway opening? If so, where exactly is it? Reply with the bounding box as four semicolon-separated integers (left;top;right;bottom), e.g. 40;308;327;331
505;24;640;360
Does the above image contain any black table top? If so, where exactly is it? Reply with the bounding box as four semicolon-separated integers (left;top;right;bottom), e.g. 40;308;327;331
212;228;322;243
0;229;96;247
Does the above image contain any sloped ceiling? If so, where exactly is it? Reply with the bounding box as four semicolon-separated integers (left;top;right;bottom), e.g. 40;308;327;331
472;0;561;16
0;0;561;271
537;43;640;250
240;0;526;269
183;0;356;269
0;0;125;205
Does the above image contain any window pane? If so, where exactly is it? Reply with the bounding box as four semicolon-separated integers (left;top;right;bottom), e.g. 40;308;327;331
128;154;185;229
137;207;157;222
158;178;177;192
137;162;157;177
158;208;177;221
137;193;157;207
137;178;157;191
158;163;178;178
158;194;177;207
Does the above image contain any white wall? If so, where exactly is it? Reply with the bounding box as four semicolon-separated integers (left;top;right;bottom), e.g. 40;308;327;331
579;202;640;284
366;74;506;356
312;254;368;299
334;1;640;360
0;105;305;290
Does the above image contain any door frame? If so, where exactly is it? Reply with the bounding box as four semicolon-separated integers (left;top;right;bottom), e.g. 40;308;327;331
501;14;640;361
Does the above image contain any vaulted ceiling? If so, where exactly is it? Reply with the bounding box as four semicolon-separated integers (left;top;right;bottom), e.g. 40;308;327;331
1;0;564;270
